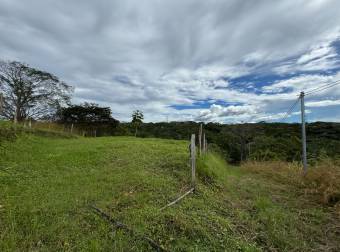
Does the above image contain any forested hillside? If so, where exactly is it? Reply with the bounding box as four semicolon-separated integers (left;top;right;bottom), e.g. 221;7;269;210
119;121;340;163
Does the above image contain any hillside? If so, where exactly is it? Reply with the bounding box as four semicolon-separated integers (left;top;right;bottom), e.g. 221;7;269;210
0;131;339;251
127;121;340;163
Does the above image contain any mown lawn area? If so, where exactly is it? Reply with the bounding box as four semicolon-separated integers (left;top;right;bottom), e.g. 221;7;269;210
0;133;339;251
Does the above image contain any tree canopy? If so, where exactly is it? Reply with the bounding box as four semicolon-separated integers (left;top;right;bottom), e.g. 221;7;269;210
0;60;73;121
131;110;144;136
57;103;119;126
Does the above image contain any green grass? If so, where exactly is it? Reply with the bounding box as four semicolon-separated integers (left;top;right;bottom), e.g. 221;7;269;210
1;131;339;251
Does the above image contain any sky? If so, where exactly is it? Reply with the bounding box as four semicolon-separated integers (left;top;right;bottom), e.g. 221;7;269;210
1;0;340;123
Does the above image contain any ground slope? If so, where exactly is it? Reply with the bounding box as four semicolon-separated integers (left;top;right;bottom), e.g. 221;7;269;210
0;134;339;251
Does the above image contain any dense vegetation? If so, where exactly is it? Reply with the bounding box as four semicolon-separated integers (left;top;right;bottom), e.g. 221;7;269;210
57;103;119;137
1;127;339;251
119;121;340;163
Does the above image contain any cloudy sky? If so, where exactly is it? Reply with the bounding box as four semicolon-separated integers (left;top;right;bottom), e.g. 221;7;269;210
1;0;340;123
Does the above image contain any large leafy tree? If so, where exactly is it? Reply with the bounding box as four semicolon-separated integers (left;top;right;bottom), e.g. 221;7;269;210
57;103;119;136
0;60;72;121
58;103;119;125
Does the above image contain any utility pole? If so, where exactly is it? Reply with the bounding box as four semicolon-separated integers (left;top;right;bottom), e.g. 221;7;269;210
300;92;307;174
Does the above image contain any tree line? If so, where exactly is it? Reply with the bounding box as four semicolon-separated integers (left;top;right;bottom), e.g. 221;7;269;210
1;60;340;163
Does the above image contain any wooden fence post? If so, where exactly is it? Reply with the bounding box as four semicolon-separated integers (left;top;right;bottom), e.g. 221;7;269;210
70;123;74;133
191;134;196;189
14;110;17;124
202;133;206;154
0;93;3;115
199;124;202;156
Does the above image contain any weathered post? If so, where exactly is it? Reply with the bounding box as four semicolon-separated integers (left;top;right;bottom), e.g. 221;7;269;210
198;124;202;156
70;123;74;133
202;132;206;154
300;92;308;174
14;109;17;124
29;118;32;129
191;134;196;189
0;93;3;115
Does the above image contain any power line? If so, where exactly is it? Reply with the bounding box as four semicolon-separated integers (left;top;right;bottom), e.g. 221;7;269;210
254;96;300;122
305;79;340;96
243;78;340;123
280;96;300;121
258;78;340;121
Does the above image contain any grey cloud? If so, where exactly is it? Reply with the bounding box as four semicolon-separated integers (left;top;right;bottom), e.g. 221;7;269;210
1;0;340;122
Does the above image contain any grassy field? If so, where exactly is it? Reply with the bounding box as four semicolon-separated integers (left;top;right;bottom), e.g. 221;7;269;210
0;130;339;251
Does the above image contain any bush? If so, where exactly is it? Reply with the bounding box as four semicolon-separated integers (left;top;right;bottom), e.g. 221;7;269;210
0;122;21;144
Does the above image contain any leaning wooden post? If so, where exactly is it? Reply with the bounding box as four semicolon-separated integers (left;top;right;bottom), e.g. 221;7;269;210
199;123;202;156
191;134;196;189
14;109;17;124
0;93;3;115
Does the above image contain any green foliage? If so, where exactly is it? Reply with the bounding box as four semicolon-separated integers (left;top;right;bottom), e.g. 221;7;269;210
131;110;144;124
197;153;235;184
0;121;20;144
57;103;119;136
119;121;340;163
131;110;144;136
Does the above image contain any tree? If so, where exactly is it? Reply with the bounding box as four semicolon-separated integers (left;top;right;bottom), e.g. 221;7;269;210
131;110;144;137
0;60;72;122
57;103;119;136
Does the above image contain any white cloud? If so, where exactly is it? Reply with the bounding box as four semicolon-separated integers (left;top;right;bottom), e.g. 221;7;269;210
306;99;340;107
1;0;340;122
262;74;339;95
274;35;340;74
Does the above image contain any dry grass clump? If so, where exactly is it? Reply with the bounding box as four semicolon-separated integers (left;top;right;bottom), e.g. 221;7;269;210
242;160;340;209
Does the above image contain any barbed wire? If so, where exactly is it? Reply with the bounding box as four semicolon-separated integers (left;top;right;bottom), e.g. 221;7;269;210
252;96;301;123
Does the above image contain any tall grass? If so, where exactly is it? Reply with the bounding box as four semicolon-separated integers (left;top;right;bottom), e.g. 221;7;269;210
242;161;340;209
196;152;240;184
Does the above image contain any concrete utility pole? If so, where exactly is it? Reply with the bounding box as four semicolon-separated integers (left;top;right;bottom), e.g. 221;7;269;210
300;92;307;174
